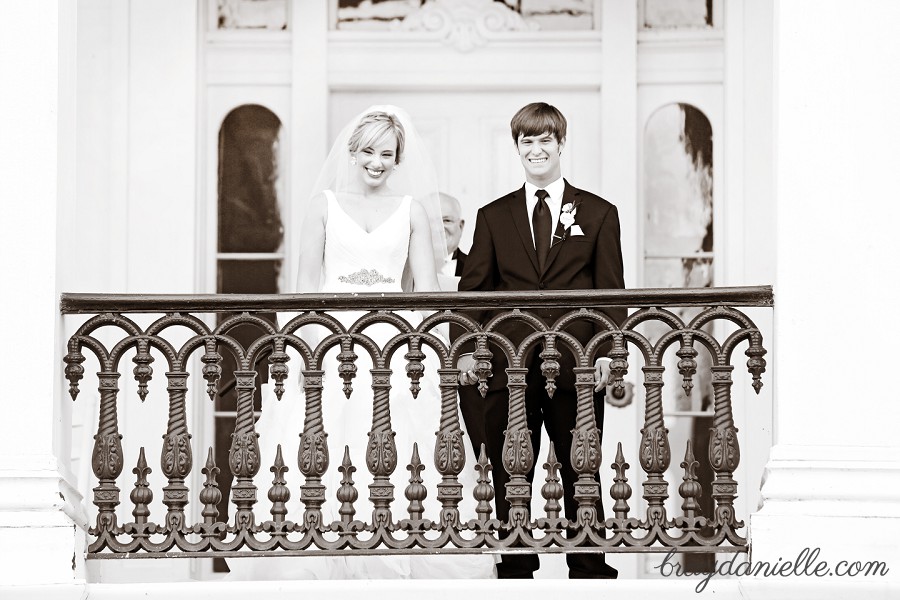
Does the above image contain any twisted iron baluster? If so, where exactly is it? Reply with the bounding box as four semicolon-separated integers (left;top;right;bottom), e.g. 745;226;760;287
161;371;191;533
229;371;261;531
298;369;328;531
501;367;533;529
570;366;603;528
92;371;124;538
708;365;742;530
434;369;465;529
367;368;397;530
639;364;671;528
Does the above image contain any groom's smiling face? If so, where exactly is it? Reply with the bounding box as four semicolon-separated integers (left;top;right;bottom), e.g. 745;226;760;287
516;132;564;186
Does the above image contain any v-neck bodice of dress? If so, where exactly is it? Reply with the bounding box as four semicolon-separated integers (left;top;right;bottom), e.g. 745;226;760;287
321;189;411;293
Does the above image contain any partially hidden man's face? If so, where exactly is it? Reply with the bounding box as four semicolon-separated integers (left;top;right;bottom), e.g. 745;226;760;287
441;198;464;255
516;131;564;185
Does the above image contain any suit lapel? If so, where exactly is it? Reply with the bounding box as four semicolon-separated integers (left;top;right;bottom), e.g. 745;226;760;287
508;186;541;274
453;249;465;276
542;181;579;275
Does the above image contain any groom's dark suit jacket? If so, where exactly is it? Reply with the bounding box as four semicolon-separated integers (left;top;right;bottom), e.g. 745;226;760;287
457;179;626;391
457;179;624;579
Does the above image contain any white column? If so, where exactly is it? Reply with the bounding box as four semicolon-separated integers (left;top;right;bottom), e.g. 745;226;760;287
127;0;199;294
287;1;330;289
0;0;87;590
753;0;900;576
600;0;638;283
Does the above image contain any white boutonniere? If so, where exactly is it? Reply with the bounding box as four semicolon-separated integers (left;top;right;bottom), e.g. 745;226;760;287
555;202;582;241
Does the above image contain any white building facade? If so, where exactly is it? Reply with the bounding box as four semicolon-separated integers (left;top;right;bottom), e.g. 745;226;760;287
0;1;898;598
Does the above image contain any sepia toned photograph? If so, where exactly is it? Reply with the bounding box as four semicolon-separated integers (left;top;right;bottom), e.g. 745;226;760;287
1;1;898;598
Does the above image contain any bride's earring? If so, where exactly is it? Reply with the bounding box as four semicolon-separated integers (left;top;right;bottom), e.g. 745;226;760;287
392;164;398;171
350;156;357;166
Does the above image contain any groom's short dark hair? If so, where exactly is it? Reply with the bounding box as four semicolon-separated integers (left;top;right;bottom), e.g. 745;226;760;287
510;102;567;144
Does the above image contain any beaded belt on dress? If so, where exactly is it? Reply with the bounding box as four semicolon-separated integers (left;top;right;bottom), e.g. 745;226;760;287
337;268;395;286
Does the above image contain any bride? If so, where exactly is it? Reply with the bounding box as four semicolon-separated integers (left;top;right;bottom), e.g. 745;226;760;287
226;106;497;580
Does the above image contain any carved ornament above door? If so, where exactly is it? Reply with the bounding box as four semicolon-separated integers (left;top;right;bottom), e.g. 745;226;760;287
392;0;538;52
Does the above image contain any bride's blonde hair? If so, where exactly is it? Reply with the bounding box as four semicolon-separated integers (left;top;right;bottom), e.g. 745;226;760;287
347;111;406;164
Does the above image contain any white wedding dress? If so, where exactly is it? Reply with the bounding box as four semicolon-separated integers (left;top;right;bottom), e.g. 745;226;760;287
226;191;497;580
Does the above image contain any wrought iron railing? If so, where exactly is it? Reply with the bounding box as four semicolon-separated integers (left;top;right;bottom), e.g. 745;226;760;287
61;286;770;559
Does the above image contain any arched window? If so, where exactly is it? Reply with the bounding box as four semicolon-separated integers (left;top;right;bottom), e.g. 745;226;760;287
214;104;283;571
217;103;284;290
644;102;713;289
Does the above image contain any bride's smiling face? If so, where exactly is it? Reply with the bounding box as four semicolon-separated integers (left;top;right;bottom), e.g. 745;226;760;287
353;133;398;190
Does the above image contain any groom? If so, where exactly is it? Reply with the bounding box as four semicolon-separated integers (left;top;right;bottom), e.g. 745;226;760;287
457;102;625;579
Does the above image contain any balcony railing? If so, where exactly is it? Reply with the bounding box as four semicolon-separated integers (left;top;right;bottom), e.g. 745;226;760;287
61;286;770;560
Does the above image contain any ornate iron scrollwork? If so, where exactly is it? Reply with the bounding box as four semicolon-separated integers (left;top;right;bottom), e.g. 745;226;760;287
61;288;769;559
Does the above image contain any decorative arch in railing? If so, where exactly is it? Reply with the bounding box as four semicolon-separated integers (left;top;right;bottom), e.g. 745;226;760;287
62;288;768;558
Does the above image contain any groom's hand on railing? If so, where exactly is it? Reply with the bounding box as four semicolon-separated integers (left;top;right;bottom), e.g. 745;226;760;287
596;358;635;404
457;356;617;391
594;357;611;392
457;354;477;386
457;355;629;397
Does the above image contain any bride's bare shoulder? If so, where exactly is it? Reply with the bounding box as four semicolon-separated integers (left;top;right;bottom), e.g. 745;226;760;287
305;191;330;221
408;198;429;228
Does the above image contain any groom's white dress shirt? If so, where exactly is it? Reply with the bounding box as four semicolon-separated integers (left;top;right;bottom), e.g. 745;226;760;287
524;176;610;375
524;176;565;248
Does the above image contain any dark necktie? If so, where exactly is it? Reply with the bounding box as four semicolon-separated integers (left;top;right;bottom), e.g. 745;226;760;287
532;188;551;271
